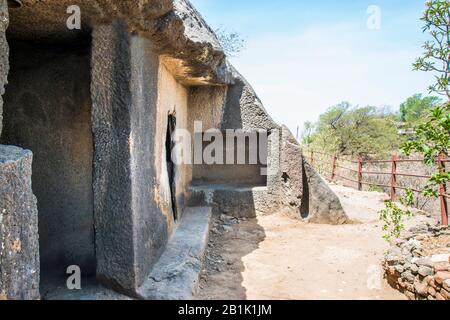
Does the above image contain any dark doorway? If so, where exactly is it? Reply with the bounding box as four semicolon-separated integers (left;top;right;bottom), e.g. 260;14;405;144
0;38;95;293
166;114;178;221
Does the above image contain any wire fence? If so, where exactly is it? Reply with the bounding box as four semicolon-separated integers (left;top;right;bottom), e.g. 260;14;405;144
306;150;449;226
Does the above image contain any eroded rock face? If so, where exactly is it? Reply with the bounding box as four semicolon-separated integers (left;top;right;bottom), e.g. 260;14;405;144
222;66;278;131
0;0;8;136
8;0;230;86
0;145;39;300
277;126;348;224
280;126;303;217
302;159;349;225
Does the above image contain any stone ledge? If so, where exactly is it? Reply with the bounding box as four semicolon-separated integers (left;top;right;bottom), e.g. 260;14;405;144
189;184;278;218
136;207;212;300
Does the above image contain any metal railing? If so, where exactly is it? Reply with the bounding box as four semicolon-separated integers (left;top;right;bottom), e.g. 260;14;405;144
307;150;449;226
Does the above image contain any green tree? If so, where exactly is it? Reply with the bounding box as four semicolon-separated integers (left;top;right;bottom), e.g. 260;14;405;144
304;103;399;159
413;0;450;99
399;94;441;123
402;104;450;197
403;0;450;199
301;121;314;145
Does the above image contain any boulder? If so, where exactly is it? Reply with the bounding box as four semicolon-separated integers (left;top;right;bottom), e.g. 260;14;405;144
434;271;450;285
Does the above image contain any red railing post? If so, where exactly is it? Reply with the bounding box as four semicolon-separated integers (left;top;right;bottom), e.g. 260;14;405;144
438;154;448;226
390;154;397;201
331;154;337;182
357;158;363;191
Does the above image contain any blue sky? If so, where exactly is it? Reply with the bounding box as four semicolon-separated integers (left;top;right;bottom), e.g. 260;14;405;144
190;0;435;135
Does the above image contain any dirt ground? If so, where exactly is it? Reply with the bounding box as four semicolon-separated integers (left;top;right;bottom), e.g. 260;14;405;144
196;184;438;300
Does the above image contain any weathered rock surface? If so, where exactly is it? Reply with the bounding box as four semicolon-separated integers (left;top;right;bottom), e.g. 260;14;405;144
222;65;278;131
302;160;349;225
9;0;230;85
189;185;276;218
0;145;39;300
137;207;211;300
0;0;8;136
383;224;450;300
279;126;303;217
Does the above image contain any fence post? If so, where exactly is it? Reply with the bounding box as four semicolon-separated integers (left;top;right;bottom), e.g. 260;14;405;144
390;154;397;201
438;154;448;226
357;158;363;191
331;154;337;182
310;151;314;166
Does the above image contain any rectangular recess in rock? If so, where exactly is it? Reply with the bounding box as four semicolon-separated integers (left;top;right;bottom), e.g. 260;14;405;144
0;36;95;293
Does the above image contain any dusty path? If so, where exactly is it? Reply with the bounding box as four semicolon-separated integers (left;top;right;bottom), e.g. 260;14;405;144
196;184;436;300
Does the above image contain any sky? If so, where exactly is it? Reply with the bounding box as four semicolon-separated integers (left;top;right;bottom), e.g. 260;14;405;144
189;0;435;135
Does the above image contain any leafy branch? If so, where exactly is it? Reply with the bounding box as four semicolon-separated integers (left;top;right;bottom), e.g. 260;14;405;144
413;0;450;99
402;104;450;197
380;190;414;241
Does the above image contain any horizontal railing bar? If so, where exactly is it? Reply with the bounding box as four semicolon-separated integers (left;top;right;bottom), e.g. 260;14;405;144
362;160;392;164
395;172;431;179
335;174;359;183
361;171;391;175
359;181;390;188
336;165;359;173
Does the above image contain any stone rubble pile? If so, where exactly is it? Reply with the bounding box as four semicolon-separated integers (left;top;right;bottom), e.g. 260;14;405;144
383;223;450;300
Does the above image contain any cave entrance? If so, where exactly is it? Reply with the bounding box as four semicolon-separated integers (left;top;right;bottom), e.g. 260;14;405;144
166;114;178;221
0;36;96;295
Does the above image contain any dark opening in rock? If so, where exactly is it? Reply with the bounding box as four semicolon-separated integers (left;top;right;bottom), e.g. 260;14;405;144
166;113;178;221
300;160;310;219
8;0;22;9
0;37;96;295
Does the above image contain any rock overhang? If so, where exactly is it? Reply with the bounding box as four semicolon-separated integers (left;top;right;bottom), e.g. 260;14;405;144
6;0;233;86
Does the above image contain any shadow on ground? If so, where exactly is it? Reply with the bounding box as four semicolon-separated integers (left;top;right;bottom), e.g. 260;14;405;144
197;215;266;300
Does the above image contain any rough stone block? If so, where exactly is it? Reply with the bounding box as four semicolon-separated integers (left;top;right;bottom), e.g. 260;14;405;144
189;184;275;218
0;0;8;137
440;289;450;300
418;266;434;277
137;207;211;300
434;271;450;285
435;292;445;301
279;126;303;215
428;286;436;296
434;262;450;272
0;145;39;300
414;281;429;297
443;279;450;291
302;160;349;225
404;290;415;300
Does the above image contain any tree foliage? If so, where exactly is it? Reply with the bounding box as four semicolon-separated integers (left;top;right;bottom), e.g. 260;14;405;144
303;102;399;159
380;189;414;241
413;0;450;99
399;94;441;123
402;104;450;197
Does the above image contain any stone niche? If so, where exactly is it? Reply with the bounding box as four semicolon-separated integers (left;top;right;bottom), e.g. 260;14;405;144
192;130;269;187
